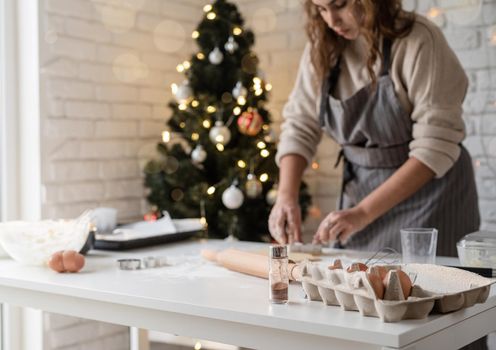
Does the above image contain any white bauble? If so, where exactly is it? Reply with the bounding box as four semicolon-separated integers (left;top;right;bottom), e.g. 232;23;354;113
222;185;244;209
232;81;247;99
175;81;193;103
245;173;263;198
266;186;278;205
209;121;231;145
209;47;224;65
224;36;238;53
191;144;207;163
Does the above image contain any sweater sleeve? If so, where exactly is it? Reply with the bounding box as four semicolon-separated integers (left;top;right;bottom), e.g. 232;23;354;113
405;19;468;178
275;44;322;167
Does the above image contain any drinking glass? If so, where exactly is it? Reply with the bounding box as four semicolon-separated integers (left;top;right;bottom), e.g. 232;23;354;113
401;228;438;264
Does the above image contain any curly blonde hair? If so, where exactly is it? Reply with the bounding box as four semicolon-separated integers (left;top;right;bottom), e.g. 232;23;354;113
304;0;415;86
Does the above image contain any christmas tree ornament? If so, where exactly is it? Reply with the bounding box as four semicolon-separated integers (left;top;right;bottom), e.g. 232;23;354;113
237;110;263;136
232;81;247;99
224;36;238;53
191;144;207;163
209;47;223;65
209;120;231;145
245;173;263;198
266;185;278;205
222;184;244;209
174;81;193;104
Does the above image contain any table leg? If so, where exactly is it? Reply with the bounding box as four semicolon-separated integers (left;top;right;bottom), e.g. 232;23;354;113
130;327;149;350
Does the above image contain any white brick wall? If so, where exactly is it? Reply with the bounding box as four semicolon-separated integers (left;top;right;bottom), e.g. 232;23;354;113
38;0;201;348
36;0;495;348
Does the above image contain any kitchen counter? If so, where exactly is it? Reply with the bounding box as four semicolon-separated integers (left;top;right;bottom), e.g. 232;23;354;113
0;239;494;350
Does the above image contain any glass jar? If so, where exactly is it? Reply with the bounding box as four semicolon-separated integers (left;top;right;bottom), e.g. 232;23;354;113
269;245;289;304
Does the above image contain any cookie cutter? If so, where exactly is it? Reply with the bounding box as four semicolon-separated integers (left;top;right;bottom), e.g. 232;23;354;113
117;256;168;270
117;258;141;270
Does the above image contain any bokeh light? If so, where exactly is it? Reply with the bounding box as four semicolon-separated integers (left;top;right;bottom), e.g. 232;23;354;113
44;28;58;44
251;8;277;33
94;3;136;33
154;20;186;53
113;53;149;83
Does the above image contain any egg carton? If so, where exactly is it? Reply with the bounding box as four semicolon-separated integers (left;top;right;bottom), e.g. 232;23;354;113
299;262;495;323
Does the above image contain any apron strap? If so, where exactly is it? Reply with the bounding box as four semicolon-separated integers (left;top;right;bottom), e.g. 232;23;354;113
380;37;392;77
319;56;341;128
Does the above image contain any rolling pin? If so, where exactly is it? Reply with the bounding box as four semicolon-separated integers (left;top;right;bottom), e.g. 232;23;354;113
201;248;301;281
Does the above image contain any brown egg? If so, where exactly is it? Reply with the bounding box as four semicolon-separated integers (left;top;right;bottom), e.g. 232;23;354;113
48;251;65;273
369;265;388;280
328;258;343;270
62;250;85;273
383;269;412;299
367;273;385;299
346;262;368;273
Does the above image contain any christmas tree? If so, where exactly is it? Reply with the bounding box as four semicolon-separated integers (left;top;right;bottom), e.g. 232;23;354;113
144;0;311;241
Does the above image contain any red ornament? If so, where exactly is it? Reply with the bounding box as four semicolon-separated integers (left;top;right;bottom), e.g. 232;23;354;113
144;212;158;221
237;110;263;136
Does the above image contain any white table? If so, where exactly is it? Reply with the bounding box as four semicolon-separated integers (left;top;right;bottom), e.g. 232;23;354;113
0;239;494;350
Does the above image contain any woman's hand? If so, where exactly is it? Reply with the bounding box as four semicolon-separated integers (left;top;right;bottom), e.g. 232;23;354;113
312;206;371;245
268;197;302;245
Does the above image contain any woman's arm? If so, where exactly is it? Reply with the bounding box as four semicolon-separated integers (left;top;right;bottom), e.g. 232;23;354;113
268;154;307;244
314;156;435;244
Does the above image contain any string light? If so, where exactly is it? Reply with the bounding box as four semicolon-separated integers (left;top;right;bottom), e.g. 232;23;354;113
203;4;212;12
179;122;186;128
233;27;242;35
259;173;269;182
178;103;187;110
206;105;216;113
191;132;200;141
262;124;269;131
176;64;185;73
216;143;224;151
253;77;262;85
255;89;263;96
183;61;191;69
427;7;442;19
191;100;199;107
265;83;272;91
197;52;205;60
207;12;216;20
312;161;319;170
162;131;171;142
207;186;216;195
194;341;202;350
200;217;207;226
237;160;247;168
260;149;270;157
237;96;246;105
202;120;211;128
233;106;241;115
257;141;266;149
192;31;199;39
489;25;496;46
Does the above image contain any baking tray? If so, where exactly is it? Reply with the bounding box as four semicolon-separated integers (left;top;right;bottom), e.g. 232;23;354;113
93;219;205;250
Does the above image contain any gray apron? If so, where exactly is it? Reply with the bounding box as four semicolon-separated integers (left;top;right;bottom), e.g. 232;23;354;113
320;38;485;349
319;38;480;258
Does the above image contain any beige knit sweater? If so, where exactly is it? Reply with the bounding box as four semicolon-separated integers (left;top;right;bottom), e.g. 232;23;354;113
276;15;468;178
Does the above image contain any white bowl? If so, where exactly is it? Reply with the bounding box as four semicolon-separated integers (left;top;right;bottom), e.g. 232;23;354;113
0;211;92;266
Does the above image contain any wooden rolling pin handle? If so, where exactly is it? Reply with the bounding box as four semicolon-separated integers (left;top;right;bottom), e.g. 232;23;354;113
201;248;300;281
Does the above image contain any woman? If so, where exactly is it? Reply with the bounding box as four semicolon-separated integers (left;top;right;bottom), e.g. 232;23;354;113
270;1;483;347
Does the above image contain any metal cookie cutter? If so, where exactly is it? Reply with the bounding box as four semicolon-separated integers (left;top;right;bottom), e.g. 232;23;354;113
142;256;168;268
117;258;141;270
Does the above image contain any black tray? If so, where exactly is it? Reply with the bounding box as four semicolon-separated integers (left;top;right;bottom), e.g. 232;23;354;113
93;229;204;250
